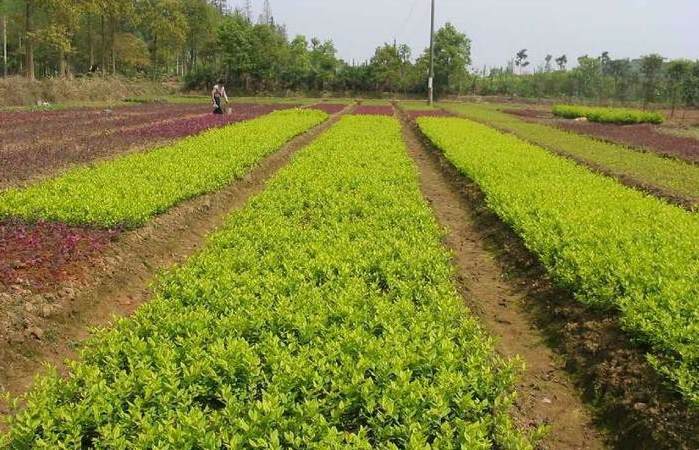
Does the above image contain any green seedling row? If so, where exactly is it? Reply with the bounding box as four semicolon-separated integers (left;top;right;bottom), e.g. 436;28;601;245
417;116;699;406
442;103;699;202
552;104;664;124
0;109;328;228
2;115;534;448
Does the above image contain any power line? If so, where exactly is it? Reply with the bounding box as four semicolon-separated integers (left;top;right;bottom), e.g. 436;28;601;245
396;0;420;41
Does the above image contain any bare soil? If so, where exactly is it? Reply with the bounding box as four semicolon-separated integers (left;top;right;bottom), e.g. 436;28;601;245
0;105;353;426
398;111;699;449
398;111;605;449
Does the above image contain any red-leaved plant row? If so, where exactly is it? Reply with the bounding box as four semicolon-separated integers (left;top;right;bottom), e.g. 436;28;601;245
0;103;296;187
124;104;296;140
555;121;699;165
0;219;119;292
308;103;348;114
0;103;201;128
0;104;208;141
353;105;395;116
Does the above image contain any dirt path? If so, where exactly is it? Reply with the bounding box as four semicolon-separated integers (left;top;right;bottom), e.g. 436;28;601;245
398;114;606;449
0;106;353;424
399;112;699;449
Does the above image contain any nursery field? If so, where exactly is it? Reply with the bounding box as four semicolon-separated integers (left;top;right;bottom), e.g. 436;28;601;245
1;99;698;448
442;102;699;208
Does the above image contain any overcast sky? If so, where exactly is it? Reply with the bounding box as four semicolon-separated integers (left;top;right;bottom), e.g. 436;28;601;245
235;0;698;69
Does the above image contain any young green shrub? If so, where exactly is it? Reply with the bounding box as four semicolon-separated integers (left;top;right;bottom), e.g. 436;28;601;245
2;116;534;449
418;116;699;407
552;104;664;124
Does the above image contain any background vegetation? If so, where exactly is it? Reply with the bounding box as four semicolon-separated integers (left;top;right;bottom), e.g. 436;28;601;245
0;0;697;107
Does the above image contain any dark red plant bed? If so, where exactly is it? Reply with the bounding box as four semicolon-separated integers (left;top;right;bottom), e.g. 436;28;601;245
0;220;120;292
126;104;294;140
309;103;347;114
555;121;699;164
353;105;395;116
407;110;453;119
0;103;293;188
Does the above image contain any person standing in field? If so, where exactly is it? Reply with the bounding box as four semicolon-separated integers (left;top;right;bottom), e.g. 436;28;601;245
212;79;229;114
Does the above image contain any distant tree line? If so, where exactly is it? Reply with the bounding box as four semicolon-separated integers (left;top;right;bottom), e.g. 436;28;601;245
1;0;696;108
0;0;472;96
474;51;699;111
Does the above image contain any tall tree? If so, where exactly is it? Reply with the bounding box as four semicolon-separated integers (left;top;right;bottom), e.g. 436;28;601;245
515;49;529;74
555;54;567;71
423;22;471;95
370;43;402;92
666;59;692;116
544;54;553;73
640;53;664;108
258;0;271;25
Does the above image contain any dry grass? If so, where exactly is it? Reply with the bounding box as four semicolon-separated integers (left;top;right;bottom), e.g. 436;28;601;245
0;76;172;108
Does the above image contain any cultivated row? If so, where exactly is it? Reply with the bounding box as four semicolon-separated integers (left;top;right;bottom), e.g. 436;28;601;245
0;109;327;228
2;115;533;448
418;116;699;406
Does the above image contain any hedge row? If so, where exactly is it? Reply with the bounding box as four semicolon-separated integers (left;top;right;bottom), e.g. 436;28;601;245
418;116;699;407
552;104;664;124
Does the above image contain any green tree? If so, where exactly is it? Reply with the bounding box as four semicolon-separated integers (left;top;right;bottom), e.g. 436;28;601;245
423;22;471;95
308;37;339;91
640;53;664;108
370;43;402;92
515;48;529;74
666;59;692;116
555;54;567;71
137;0;187;79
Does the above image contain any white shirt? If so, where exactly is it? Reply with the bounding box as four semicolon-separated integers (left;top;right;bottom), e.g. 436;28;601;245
212;84;228;102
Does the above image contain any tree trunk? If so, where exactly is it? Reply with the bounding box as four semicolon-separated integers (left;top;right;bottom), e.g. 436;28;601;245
25;0;35;80
152;34;158;79
88;16;95;69
100;16;107;75
59;47;66;78
110;17;116;74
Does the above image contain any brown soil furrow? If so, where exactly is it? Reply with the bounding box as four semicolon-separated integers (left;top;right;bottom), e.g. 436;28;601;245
0;105;354;426
399;112;699;449
397;112;606;449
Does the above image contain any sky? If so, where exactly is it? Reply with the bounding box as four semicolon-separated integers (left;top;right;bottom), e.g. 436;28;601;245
234;0;699;69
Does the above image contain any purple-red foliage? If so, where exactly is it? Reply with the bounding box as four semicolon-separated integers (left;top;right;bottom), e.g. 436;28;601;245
353;105;395;116
0;220;120;291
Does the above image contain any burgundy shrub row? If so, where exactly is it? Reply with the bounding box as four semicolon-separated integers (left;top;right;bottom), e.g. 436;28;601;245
1;104;207;141
308;103;347;114
124;104;295;140
0;220;119;292
353;105;395;116
0;104;294;187
555;121;699;164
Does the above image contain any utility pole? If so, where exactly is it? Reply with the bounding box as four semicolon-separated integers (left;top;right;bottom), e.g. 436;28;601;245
428;0;435;105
